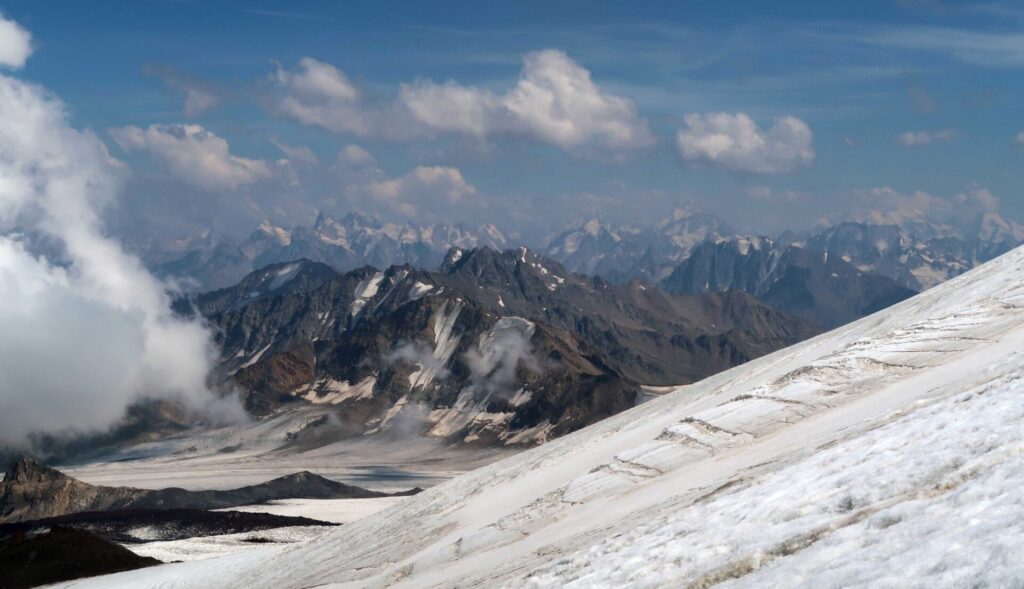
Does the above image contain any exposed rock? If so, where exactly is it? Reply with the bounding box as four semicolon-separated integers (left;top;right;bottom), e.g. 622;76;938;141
0;457;418;524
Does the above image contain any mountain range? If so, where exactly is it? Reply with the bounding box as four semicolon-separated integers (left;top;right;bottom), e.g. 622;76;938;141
70;225;1024;589
154;212;508;290
178;247;816;447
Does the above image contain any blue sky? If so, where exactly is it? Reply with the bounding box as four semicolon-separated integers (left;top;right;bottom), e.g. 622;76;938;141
3;0;1022;242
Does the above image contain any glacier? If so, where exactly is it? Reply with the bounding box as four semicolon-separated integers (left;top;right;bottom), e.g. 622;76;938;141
59;245;1024;588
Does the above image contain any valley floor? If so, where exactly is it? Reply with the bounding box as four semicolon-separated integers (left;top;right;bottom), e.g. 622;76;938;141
61;409;513;493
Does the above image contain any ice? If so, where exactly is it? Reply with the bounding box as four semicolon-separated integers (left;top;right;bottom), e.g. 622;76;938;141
348;271;385;320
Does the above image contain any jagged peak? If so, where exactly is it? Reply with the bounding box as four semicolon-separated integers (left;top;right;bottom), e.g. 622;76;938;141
3;456;66;484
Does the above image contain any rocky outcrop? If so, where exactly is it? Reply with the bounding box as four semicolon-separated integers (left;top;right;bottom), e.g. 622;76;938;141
0;457;417;524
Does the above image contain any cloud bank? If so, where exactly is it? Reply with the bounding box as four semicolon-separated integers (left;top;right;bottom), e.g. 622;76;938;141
110;124;273;192
0;15;239;446
271;50;653;152
676;112;814;174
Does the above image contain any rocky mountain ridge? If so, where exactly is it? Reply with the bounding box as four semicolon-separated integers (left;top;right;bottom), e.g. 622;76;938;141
182;246;817;447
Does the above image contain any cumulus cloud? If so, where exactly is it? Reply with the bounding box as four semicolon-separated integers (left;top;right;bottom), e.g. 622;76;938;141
896;129;954;147
271;50;653;152
401;50;653;150
144;64;222;118
676;113;814;174
0;14;31;69
110;124;272;192
1014;131;1024;145
0;20;241;446
271;57;377;136
354;165;476;218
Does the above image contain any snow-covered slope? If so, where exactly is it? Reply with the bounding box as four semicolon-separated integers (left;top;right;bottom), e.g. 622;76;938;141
63;246;1024;588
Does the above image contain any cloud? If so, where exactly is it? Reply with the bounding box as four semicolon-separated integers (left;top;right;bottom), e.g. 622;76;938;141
954;185;999;213
271;57;377;136
144;64;222;117
354;165;476;218
863;26;1024;68
676;112;814;174
847;185;1006;227
401;49;654;150
384;341;451;383
0;14;31;69
272;139;318;167
110;124;273;192
1015;131;1024;145
338;144;375;167
272;50;653;152
464;317;540;398
896;129;954;147
0;20;241;446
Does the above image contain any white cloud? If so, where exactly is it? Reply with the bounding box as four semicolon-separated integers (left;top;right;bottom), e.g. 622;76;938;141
271;57;376;136
1014;131;1024;145
401;50;653;150
338;144;375;167
273;50;653;152
0;22;241;445
896;129;954;147
110;124;272;192
0;14;31;69
354;165;476;218
676;112;815;174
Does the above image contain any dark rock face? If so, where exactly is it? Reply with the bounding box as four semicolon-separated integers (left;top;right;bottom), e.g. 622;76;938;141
184;247;817;447
660;238;917;329
0;508;336;544
0;527;160;589
0;457;417;524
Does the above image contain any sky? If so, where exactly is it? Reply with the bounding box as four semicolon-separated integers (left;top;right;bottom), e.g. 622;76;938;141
3;0;1023;245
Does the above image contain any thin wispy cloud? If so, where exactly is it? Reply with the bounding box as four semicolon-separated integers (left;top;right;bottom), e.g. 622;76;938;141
896;129;954;147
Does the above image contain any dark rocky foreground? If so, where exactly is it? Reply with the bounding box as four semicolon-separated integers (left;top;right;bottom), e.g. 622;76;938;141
0;527;160;588
0;507;336;544
0;457;420;524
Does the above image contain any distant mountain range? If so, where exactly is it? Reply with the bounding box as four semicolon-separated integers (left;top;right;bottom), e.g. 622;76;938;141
178;247;816;446
145;204;1024;333
153;212;508;290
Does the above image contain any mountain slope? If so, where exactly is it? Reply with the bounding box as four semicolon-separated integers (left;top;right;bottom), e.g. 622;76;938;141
184;248;816;446
661;237;917;328
545;206;733;282
74;244;1024;587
